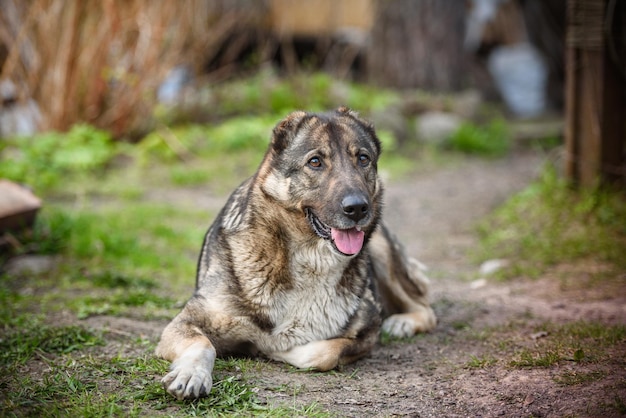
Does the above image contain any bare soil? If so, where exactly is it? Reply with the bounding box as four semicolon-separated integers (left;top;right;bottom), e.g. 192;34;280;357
89;150;626;417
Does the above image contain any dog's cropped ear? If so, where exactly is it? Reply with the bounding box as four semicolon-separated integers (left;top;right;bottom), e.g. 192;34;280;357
271;110;308;153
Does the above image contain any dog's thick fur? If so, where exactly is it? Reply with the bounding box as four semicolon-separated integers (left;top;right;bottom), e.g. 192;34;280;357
156;108;436;400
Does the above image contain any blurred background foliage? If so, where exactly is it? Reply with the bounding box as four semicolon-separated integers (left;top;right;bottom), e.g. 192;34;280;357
0;0;568;138
0;0;624;279
0;0;573;195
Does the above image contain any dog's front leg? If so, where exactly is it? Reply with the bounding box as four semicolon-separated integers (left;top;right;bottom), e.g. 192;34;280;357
156;317;216;400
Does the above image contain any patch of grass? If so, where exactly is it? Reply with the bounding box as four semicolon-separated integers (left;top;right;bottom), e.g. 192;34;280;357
208;71;400;118
0;323;103;366
380;331;421;346
614;395;626;415
465;354;497;369
138;115;274;163
475;165;626;279
553;370;606;386
76;271;157;290
0;124;119;194
37;203;204;284
448;119;511;157
508;321;625;369
70;291;177;319
180;375;264;415
3;200;206;322
2;348;324;417
1;354;169;417
510;347;563;368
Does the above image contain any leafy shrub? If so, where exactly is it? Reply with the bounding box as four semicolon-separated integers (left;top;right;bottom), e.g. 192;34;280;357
475;166;626;278
0;124;118;192
136;115;275;162
449;119;511;157
201;71;400;119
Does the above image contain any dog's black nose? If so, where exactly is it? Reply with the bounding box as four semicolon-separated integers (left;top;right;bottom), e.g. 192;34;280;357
342;194;369;222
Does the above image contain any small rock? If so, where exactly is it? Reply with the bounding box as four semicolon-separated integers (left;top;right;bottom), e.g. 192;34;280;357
369;104;409;145
530;331;549;340
523;393;535;406
416;111;463;144
470;278;488;289
4;255;57;276
451;90;482;119
479;259;510;276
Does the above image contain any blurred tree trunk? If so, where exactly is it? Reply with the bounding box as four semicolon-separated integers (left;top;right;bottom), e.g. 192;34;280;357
367;0;468;91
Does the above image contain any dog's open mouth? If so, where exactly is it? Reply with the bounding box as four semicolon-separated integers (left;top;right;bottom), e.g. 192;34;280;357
305;208;365;255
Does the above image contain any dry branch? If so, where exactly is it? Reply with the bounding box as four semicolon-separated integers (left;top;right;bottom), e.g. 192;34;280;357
0;0;266;138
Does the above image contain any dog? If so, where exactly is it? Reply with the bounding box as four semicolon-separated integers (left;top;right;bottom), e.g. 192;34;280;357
156;107;437;400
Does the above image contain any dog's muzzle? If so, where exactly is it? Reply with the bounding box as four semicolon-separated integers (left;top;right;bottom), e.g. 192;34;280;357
305;208;365;256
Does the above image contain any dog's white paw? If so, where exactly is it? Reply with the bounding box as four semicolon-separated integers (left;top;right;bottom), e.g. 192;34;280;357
382;314;416;338
161;344;216;400
382;309;436;338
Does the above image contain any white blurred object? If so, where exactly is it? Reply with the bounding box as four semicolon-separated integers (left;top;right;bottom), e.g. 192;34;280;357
464;0;507;52
479;259;510;276
416;111;463;144
487;43;547;118
158;66;192;105
0;79;42;137
470;278;488;289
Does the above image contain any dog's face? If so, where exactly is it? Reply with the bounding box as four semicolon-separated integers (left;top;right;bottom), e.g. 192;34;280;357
260;107;383;256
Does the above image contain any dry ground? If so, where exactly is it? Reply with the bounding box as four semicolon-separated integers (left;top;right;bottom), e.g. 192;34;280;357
84;150;625;417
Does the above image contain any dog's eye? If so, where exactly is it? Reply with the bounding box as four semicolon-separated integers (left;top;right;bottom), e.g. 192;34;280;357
358;154;370;167
308;157;322;168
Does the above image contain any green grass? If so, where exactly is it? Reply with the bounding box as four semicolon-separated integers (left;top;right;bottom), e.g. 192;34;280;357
507;321;625;369
0;124;119;194
0;348;330;417
30;203;204;282
197;71;400;119
0;322;104;366
458;319;625;374
475;165;626;279
465;354;497;369
553;370;606;386
509;347;564;368
448;119;511;157
379;331;422;346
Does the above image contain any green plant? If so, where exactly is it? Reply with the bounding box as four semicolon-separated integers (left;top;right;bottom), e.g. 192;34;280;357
553;370;605;386
0;124;118;192
510;348;563;368
448;119;510;157
507;321;625;369
0;323;103;366
465;354;497;369
190;71;400;120
475;166;626;279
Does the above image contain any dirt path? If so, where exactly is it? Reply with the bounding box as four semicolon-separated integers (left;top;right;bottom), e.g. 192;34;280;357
90;150;626;417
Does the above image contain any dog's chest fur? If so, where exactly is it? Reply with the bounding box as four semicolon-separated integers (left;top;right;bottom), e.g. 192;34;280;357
234;236;364;351
271;243;361;341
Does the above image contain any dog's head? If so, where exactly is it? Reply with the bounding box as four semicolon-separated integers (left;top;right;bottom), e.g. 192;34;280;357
259;107;383;256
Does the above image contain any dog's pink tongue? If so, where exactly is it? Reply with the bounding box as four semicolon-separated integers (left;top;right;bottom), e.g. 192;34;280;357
331;228;365;255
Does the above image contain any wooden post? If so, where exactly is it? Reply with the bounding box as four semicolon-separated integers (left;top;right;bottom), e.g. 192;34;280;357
565;0;626;188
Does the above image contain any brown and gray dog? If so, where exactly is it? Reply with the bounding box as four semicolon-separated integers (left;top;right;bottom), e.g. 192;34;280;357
156;107;437;400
